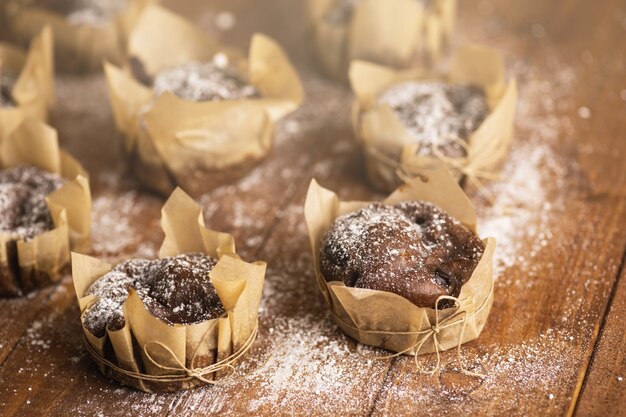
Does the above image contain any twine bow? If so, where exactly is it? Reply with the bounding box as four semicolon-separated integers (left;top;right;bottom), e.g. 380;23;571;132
366;134;501;203
429;136;500;204
331;284;494;378
84;321;258;385
374;295;486;378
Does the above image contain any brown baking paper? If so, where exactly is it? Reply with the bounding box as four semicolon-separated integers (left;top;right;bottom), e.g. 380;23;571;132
350;44;518;192
6;0;154;72
72;188;266;392
307;0;456;81
0;119;91;297
0;27;54;143
104;4;303;196
304;162;495;374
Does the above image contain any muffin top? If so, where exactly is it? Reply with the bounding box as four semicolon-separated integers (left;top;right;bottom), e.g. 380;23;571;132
82;253;225;337
320;201;484;308
151;55;261;103
376;81;489;158
0;165;64;239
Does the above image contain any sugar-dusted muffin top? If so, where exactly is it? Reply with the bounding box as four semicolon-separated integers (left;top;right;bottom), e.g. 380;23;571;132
151;56;261;103
320;201;485;308
0;73;16;108
0;165;64;239
26;0;128;26
82;253;225;337
377;81;489;158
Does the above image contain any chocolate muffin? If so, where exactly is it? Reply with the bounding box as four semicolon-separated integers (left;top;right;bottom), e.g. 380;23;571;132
0;165;64;239
320;201;485;308
82;253;225;337
132;54;261;103
25;0;128;26
0;73;17;108
376;81;489;158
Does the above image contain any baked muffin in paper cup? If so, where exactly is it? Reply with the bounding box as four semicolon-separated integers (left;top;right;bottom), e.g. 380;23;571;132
6;0;154;72
72;188;266;392
0;27;54;142
0;119;91;297
104;5;303;197
350;44;518;192
307;0;456;81
304;163;495;371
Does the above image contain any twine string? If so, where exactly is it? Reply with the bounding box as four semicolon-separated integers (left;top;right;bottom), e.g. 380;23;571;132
84;322;258;385
334;284;494;378
366;133;500;203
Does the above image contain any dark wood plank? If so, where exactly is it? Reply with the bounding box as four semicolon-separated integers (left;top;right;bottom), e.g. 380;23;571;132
575;258;626;417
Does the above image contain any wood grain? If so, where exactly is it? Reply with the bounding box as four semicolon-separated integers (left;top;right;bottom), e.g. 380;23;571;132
575;256;626;417
0;0;625;416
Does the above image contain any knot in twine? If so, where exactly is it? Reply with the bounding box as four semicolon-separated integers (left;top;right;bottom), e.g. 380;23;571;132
429;136;500;204
366;135;500;203
333;285;494;378
84;321;258;386
385;295;487;378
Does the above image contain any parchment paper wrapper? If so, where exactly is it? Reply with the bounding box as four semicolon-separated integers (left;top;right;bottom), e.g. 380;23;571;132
6;0;154;72
0;27;54;143
72;188;266;392
0;119;91;297
307;0;456;81
350;44;518;192
304;162;495;357
104;5;303;197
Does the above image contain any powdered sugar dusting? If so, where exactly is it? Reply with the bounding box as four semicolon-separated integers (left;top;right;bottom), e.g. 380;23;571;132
377;81;488;158
153;59;260;102
83;254;222;336
477;61;579;278
377;327;579;415
321;201;484;307
0;165;64;240
90;181;161;260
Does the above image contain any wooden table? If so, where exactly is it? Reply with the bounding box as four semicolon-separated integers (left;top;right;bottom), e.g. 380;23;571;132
1;0;625;415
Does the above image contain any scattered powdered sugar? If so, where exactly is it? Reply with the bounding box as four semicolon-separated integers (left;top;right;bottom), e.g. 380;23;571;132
377;327;579;415
377;81;489;158
476;61;579;278
171;311;390;415
90;188;160;258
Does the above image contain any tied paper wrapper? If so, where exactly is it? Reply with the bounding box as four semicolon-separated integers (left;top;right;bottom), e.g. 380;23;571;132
0;119;91;297
0;27;54;143
105;5;304;197
6;0;154;72
350;44;518;192
72;188;267;393
307;0;456;81
304;162;495;359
